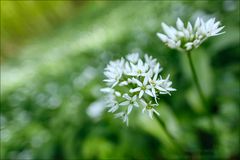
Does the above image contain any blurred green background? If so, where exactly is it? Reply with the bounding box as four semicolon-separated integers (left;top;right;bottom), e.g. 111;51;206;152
1;0;239;159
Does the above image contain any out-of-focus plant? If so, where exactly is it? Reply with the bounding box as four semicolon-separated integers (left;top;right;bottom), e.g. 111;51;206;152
1;1;77;60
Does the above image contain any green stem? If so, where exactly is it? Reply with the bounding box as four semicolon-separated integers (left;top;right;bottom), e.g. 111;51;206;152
186;52;207;107
186;51;216;154
153;113;183;153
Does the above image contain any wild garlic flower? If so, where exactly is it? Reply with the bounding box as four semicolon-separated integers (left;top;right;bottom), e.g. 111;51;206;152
157;17;225;51
101;53;176;125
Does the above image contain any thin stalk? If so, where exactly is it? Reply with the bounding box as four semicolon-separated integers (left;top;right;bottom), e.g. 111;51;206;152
186;51;216;155
186;51;207;107
153;113;184;153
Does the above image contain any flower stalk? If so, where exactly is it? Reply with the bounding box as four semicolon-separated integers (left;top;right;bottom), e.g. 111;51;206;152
186;52;216;154
186;51;207;108
155;17;224;153
156;16;225;110
153;112;183;153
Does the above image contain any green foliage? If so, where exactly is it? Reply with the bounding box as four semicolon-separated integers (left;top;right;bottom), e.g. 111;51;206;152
1;1;239;159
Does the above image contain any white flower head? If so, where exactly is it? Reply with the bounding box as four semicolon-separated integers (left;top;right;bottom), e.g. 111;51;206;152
157;17;225;51
101;53;176;125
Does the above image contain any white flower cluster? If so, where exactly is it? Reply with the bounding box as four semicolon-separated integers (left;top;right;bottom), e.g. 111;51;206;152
157;17;225;51
101;53;176;125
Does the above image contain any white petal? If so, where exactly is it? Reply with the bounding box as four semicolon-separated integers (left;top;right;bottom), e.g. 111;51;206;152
187;22;193;32
206;18;215;30
161;22;177;40
123;114;129;126
119;101;130;106
194;17;201;29
153;73;158;81
112;81;119;88
119;81;128;86
168;87;176;91
160;91;169;94
127;78;134;84
115;91;121;97
132;95;137;101
127;105;133;114
123;93;131;100
147;70;153;78
115;112;124;118
212;21;220;30
126;53;139;64
139;90;144;98
212;31;225;36
176;40;181;47
148;110;153;119
170;26;178;35
137;59;143;68
200;19;206;33
161;22;171;34
143;63;149;72
185;42;193;50
166;74;170;80
124;62;132;74
151;87;156;97
140;99;147;107
132;78;142;86
167;39;177;48
156;85;167;91
133;101;139;107
176;17;184;30
157;33;168;42
177;31;184;37
183;29;190;39
153;108;160;116
211;26;225;36
108;105;119;113
103;79;115;83
145;90;154;97
193;39;200;46
143;76;149;85
130;87;141;93
100;88;114;93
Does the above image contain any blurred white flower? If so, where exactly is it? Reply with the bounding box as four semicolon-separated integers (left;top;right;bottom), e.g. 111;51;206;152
87;99;106;120
157;17;225;51
101;53;176;125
